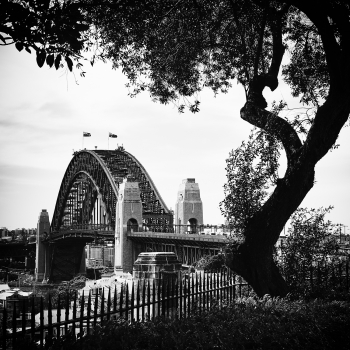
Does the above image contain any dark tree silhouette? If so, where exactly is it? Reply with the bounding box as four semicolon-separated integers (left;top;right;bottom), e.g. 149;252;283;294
1;0;91;73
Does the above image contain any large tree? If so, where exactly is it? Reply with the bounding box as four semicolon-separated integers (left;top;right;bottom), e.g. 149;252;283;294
85;0;350;297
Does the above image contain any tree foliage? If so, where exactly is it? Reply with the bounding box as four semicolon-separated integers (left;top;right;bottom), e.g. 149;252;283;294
281;206;340;267
220;128;281;234
86;0;291;111
277;207;345;298
1;0;92;74
50;274;87;307
283;11;330;106
192;253;226;271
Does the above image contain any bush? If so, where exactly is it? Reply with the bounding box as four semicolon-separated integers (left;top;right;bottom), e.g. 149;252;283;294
50;297;350;350
276;207;349;300
192;254;225;271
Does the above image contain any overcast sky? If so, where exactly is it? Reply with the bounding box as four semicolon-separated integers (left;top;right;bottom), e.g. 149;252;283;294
0;45;349;234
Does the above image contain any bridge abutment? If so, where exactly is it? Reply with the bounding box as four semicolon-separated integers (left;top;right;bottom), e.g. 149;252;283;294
115;178;143;274
35;209;51;282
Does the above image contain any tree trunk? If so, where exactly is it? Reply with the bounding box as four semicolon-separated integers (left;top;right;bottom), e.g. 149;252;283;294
225;246;289;297
224;152;316;296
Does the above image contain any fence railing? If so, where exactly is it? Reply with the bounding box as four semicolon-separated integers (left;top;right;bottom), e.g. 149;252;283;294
280;259;350;295
0;270;250;350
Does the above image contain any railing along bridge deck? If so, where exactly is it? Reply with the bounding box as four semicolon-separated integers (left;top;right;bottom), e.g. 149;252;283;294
127;224;232;248
46;224;115;242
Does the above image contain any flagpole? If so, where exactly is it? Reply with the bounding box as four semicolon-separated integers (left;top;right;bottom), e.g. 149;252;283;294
108;134;109;150
82;134;84;149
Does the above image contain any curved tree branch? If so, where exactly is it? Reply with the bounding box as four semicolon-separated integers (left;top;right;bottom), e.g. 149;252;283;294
241;3;301;162
241;103;302;162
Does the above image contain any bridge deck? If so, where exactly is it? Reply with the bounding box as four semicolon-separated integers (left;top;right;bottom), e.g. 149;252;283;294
48;230;115;242
128;232;229;247
36;229;230;249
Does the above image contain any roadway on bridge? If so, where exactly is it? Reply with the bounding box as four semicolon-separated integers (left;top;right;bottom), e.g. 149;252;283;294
128;231;230;247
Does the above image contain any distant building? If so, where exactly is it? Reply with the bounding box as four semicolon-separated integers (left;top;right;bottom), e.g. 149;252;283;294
0;284;10;293
0;227;9;239
103;246;114;267
86;244;114;268
0;287;40;320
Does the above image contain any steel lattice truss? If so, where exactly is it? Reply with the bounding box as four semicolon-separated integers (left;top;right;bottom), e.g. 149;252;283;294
51;149;172;232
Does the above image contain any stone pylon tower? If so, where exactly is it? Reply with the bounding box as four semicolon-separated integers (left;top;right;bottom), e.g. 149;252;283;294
35;209;50;282
175;178;203;233
115;178;143;274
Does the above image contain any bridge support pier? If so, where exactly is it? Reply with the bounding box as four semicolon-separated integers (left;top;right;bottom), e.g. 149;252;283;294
175;179;203;233
115;178;143;274
35;209;51;282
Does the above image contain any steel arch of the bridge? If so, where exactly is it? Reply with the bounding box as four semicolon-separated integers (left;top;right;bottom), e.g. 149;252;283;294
51;149;172;232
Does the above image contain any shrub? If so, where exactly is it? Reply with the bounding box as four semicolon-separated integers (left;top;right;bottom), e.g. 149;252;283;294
50;298;350;350
276;207;349;300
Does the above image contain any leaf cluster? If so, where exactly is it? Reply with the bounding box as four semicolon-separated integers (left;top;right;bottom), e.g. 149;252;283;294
283;11;330;106
220;128;281;234
1;0;91;74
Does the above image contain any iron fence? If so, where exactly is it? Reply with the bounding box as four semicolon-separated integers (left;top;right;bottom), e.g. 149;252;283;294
0;269;249;350
280;258;350;296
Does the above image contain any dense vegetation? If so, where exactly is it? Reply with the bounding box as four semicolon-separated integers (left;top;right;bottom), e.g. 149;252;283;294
38;298;350;350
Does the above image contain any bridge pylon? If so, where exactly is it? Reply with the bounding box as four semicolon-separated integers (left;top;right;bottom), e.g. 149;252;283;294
115;178;143;274
35;209;51;282
175;179;203;233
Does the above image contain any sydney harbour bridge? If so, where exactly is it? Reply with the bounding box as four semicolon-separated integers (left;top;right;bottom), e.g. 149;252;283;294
51;148;172;233
1;148;229;282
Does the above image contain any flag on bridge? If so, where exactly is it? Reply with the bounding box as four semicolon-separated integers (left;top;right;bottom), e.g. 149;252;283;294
109;132;117;138
83;132;91;137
